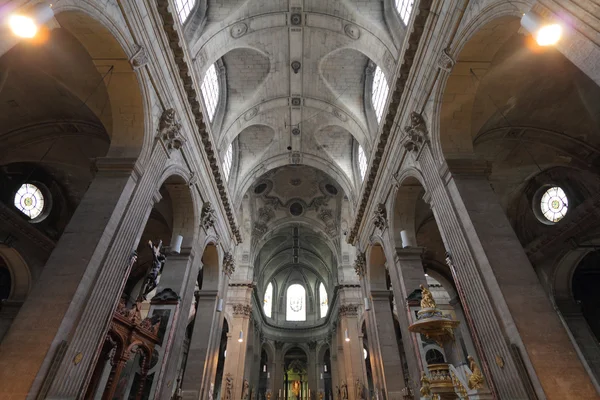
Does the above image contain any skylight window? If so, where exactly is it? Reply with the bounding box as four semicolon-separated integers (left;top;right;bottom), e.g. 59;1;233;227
223;144;233;181
175;0;195;23
264;282;273;318
201;64;219;122
358;145;367;181
395;0;414;25
371;66;389;124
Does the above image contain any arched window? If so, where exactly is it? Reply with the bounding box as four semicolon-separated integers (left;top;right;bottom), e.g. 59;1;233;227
358;145;367;181
319;282;328;318
223;144;233;181
395;0;414;25
371;66;389;124
175;0;195;23
201;64;219;122
14;183;45;219
286;284;306;321
264;282;273;318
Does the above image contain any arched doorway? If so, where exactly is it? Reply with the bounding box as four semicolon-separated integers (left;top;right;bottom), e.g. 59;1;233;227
284;347;308;400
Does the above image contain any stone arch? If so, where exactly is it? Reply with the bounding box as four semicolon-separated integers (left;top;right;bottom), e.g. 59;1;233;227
200;242;221;291
366;244;387;291
391;172;428;249
0;245;31;301
50;8;148;159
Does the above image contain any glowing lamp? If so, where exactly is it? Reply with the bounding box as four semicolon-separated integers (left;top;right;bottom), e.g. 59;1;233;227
8;3;54;39
344;329;350;342
238;330;244;343
521;11;562;47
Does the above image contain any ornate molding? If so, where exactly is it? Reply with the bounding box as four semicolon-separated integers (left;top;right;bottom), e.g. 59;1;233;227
232;304;252;316
402;112;428;153
158;108;185;151
223;252;235;277
338;304;359;317
437;47;455;72
201;202;217;231
347;0;433;244
353;252;366;278
156;1;242;243
372;203;387;231
130;45;149;70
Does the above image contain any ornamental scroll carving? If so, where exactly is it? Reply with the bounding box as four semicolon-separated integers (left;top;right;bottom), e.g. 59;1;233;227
130;45;149;70
223;252;235;277
372;203;387;231
233;304;252;316
158;108;185;150
201;202;217;231
354;252;366;278
338;304;359;317
438;47;455;72
402;112;428;153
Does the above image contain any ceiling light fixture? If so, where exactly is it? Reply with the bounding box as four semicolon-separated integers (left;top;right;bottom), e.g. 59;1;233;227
8;3;54;39
521;11;563;47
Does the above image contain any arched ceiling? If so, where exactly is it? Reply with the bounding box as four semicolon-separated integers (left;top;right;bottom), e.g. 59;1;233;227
187;0;402;207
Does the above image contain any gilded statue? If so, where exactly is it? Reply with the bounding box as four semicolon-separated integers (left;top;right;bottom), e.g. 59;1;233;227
419;372;431;397
419;284;437;309
467;355;485;390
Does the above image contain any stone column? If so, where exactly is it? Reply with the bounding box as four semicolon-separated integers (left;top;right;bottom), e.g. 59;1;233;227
409;120;597;399
441;158;597;399
307;343;318;399
0;156;159;398
273;342;285;400
370;290;406;400
338;305;367;400
153;247;202;399
222;302;253;400
387;247;427;394
181;288;223;399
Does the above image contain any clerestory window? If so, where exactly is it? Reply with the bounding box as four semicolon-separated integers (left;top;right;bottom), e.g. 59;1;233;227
175;0;195;23
286;284;306;321
371;66;389;124
395;0;415;25
264;282;273;318
201;64;219;122
223;143;233;181
358;145;367;181
319;282;328;318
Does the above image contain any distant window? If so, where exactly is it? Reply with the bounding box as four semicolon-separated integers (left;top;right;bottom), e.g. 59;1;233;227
363;348;368;359
264;282;273;318
223;144;233;180
175;0;195;22
319;282;328;318
540;186;568;223
201;64;219;122
358;145;367;181
371;66;389;124
14;183;44;220
286;284;306;321
395;0;414;25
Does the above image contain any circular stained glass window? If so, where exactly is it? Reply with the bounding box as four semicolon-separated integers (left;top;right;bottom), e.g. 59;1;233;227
540;186;568;223
14;183;45;219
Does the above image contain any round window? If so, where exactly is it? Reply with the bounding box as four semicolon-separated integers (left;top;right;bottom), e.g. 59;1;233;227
14;183;46;220
254;183;268;195
539;186;568;223
289;202;304;216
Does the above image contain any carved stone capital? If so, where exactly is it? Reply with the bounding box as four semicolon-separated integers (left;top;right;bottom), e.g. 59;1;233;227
338;304;359;317
353;252;366;278
438;47;455;72
232;303;252;316
201;202;217;231
130;45;149;70
372;203;387;231
402;112;428;153
223;252;235;277
158;108;185;150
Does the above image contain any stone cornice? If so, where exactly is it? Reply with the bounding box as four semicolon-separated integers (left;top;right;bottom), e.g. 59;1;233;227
156;0;242;243
348;0;433;244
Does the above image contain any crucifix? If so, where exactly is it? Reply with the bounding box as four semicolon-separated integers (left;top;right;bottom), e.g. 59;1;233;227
138;239;166;301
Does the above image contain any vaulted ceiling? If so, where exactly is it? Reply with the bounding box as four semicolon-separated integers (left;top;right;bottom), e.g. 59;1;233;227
183;0;406;313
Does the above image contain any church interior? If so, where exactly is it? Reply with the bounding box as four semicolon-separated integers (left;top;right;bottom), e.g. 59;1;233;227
0;1;599;399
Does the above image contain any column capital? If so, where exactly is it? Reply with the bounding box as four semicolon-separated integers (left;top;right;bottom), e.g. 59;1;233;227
93;157;142;177
196;290;219;299
395;246;425;260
